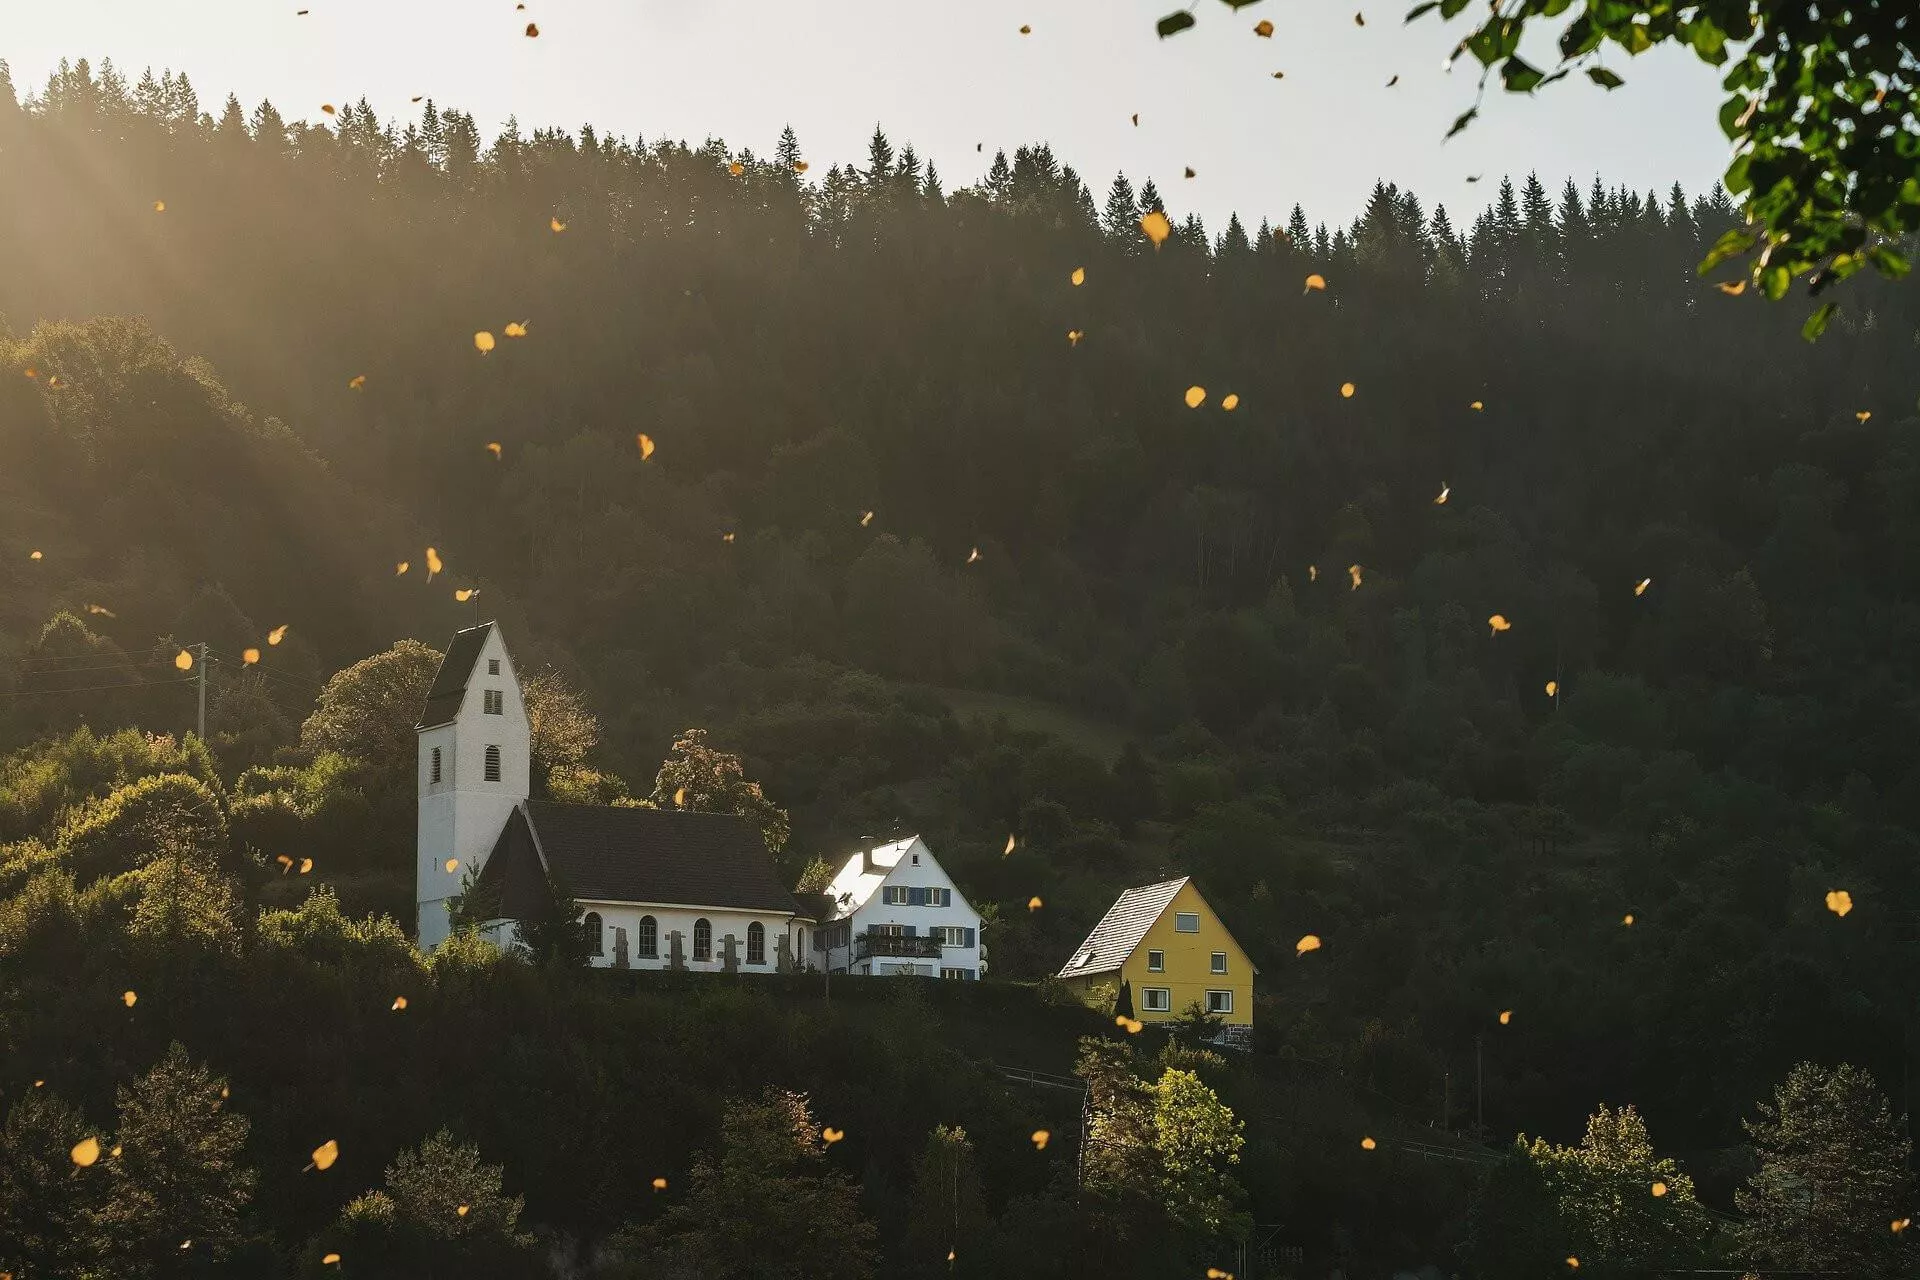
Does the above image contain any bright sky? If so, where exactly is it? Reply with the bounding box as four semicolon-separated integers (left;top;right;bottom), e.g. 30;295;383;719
8;0;1733;232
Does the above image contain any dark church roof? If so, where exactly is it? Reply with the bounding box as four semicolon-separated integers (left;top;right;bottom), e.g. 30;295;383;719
473;801;804;919
416;622;494;729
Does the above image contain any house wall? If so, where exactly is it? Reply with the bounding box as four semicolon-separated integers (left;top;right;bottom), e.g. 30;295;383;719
819;837;986;980
577;902;805;974
1114;881;1253;1026
416;625;530;950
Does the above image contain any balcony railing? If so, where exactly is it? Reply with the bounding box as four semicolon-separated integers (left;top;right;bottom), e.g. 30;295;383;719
855;931;945;959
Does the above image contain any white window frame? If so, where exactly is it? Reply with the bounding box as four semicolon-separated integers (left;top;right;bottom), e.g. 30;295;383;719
1211;951;1228;975
1175;912;1200;933
933;925;967;947
1141;987;1172;1013
1147;949;1165;972
941;967;975;981
1206;989;1234;1015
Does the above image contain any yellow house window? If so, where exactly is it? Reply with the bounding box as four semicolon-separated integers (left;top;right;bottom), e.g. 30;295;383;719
1206;990;1233;1015
1210;951;1227;974
1142;987;1172;1012
1147;949;1165;972
1175;912;1200;933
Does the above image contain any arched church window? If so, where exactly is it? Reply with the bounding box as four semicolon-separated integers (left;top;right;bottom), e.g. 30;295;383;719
583;912;603;956
747;921;766;966
693;918;712;961
637;915;658;959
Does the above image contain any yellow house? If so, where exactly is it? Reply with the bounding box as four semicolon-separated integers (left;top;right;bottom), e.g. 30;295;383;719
1056;877;1254;1035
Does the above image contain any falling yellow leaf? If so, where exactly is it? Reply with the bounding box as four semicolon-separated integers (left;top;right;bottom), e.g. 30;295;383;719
395;561;410;575
122;990;138;1008
1340;381;1356;398
1826;889;1853;917
1354;10;1365;23
1360;1136;1376;1150
1488;614;1512;635
860;510;875;527
637;433;656;461
71;1136;101;1167
1130;112;1139;126
1185;385;1207;408
1140;210;1172;247
1116;1016;1143;1034
822;1126;844;1145
967;547;982;565
85;604;114;617
348;374;366;390
1566;1259;1580;1270
277;855;294;873
174;649;194;671
23;367;34;378
445;858;459;874
392;996;408;1011
1634;577;1651;597
1469;400;1484;410
153;200;166;213
268;624;289;646
29;549;42;559
1018;23;1031;34
310;1139;339;1171
1070;266;1085;286
1308;564;1318;581
1856;410;1872;423
1184;166;1197;179
1296;934;1322;956
454;588;476;602
1207;1271;1234;1280
474;331;496;354
1650;1181;1667;1197
1004;833;1017;856
525;22;539;37
793;160;808;173
551;216;567;232
1303;273;1327;293
1222;393;1240;411
426;547;443;579
1893;1217;1911;1234
323;1254;341;1266
728;161;745;177
1254;18;1274;36
721;531;736;543
948;1251;957;1264
1715;280;1746;296
674;786;687;806
457;1204;470;1217
1027;895;1043;911
1622;913;1634;926
1546;680;1559;697
487;442;503;459
321;103;336;115
1067;330;1083;346
299;857;313;874
1498;1010;1513;1025
503;322;528;338
1348;564;1363;590
1031;1129;1050;1150
651;1176;668;1191
1434;484;1450;504
1272;70;1286;78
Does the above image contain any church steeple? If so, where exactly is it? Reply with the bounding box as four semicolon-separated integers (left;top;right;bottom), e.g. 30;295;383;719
415;622;530;949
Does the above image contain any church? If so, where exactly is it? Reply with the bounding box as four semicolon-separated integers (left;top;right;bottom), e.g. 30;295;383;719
415;622;815;971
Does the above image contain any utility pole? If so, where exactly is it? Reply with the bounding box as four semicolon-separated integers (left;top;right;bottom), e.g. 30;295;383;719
195;641;208;743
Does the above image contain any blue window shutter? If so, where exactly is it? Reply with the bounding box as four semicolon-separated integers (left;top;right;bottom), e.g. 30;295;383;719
904;925;917;937
913;887;927;906
963;928;975;947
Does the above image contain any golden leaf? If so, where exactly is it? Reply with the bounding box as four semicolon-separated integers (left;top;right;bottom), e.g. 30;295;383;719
277;855;294;872
1027;895;1043;911
729;161;745;177
242;647;260;668
860;510;875;527
525;22;539;36
1116;1016;1143;1033
1207;1271;1234;1280
1650;1181;1667;1197
22;368;34;378
1826;889;1853;917
1067;330;1083;346
474;331;496;354
1348;564;1363;590
1340;381;1356;398
1622;913;1634;926
311;1139;339;1171
321;103;336;115
967;547;982;564
1019;23;1031;34
153;200;166;213
1360;1136;1376;1150
1634;577;1651;596
1566;1259;1580;1270
948;1252;957;1264
1295;934;1322;956
1545;680;1558;697
455;588;476;602
1488;614;1511;634
1184;166;1197;179
1254;19;1274;36
180;1242;192;1251
348;375;366;390
1185;385;1207;409
722;531;736;543
392;996;408;1011
269;624;289;645
426;547;443;579
1004;833;1017;856
1893;1218;1911;1234
1434;484;1450;504
1308;564;1318;581
674;787;687;806
444;858;459;874
396;561;410;575
1714;280;1745;296
1031;1129;1050;1150
123;990;138;1008
1222;393;1240;411
323;1254;341;1265
503;322;528;338
1856;410;1872;423
822;1126;844;1144
174;649;194;671
85;604;114;617
1303;273;1327;292
1139;210;1172;247
651;1176;668;1191
793;160;808;173
1469;400;1483;410
551;216;567;232
637;433;656;460
1070;266;1085;286
457;1204;470;1217
71;1136;101;1167
300;857;313;874
28;549;41;560
1498;1009;1513;1025
1272;70;1286;79
487;441;503;458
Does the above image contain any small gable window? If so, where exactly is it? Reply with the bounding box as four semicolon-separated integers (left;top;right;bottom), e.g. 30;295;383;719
637;915;658;959
488;659;500;675
484;745;501;782
430;747;442;784
693;918;712;962
1147;949;1165;972
484;689;503;715
583;912;604;957
747;921;766;966
1174;912;1200;933
1211;951;1228;975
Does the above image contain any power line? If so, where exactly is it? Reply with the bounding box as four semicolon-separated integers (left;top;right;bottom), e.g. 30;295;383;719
0;676;196;701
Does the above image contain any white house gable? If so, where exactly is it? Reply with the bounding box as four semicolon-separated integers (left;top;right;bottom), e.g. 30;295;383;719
816;836;985;980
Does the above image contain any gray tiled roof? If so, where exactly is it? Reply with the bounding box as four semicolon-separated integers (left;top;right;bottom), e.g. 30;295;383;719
1056;876;1189;978
415;622;492;729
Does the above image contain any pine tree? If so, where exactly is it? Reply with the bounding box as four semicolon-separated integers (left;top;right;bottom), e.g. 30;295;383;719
895;143;921;189
0;1090;103;1279
1102;174;1137;240
921;160;943;202
864;124;894;186
1137;177;1165;215
985;149;1011;201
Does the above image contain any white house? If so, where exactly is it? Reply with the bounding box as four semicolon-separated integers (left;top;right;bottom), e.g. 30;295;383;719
415;622;812;971
795;835;986;980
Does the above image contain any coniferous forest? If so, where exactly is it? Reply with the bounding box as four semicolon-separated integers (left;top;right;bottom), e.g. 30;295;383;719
2;54;1919;1279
